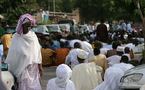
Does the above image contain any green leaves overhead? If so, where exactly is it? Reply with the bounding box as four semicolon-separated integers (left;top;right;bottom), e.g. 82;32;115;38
74;0;145;22
0;0;145;24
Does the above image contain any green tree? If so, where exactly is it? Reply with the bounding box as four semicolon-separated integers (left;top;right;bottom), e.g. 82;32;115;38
74;0;144;22
0;0;39;25
59;0;74;12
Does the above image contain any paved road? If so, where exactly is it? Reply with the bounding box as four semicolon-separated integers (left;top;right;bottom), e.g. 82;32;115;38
41;66;56;90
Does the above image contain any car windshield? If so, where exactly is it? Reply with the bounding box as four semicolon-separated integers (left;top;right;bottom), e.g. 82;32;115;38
46;25;59;31
34;26;49;33
59;25;67;30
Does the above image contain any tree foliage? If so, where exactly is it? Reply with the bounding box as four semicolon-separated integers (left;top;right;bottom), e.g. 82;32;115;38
74;0;145;22
0;0;39;25
0;0;145;24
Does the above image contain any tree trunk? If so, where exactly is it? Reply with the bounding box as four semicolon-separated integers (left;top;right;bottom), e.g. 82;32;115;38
134;0;145;59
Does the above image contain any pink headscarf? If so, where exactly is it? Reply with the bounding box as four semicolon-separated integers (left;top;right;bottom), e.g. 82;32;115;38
16;14;36;34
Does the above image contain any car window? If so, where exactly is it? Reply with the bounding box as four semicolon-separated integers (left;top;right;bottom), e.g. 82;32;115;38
46;25;59;32
59;25;66;30
35;26;48;33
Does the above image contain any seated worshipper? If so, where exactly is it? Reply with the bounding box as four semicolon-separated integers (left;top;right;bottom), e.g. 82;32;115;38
55;41;70;65
87;48;108;74
107;55;121;67
113;55;134;72
106;41;121;57
92;41;103;49
1;30;12;58
71;50;103;90
123;47;134;61
46;64;75;90
80;36;94;58
69;39;82;48
94;56;134;90
93;65;124;90
41;48;55;66
5;14;42;90
92;41;109;55
50;36;61;50
65;42;89;68
40;35;56;66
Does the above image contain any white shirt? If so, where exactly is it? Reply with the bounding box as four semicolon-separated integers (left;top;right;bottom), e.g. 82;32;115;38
69;39;82;48
72;62;102;90
107;55;121;66
65;48;88;68
81;41;94;57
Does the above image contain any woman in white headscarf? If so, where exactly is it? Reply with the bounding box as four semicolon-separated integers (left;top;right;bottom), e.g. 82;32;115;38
46;64;75;90
5;14;42;90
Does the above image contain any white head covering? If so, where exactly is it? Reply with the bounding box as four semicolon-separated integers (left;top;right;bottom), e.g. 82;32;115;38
77;49;89;60
107;55;121;66
55;64;72;88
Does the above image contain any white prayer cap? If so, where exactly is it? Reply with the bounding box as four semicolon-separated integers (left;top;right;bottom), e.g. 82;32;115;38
77;50;89;60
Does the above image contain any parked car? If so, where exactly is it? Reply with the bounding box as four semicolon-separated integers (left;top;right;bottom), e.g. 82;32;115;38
58;20;75;32
120;64;145;89
31;25;49;35
46;24;61;33
79;25;91;33
59;24;70;32
1;62;16;90
5;26;16;34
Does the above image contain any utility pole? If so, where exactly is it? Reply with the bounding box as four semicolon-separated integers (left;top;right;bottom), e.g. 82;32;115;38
53;0;56;16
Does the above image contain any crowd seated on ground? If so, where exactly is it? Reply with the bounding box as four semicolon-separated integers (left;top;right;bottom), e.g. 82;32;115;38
1;19;145;90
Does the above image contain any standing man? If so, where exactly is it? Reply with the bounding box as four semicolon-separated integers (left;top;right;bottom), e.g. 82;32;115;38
5;14;42;90
96;19;108;42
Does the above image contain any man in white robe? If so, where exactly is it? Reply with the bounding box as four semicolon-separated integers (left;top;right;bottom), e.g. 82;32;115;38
80;37;94;58
71;51;103;90
46;64;75;90
94;55;134;90
93;66;124;90
113;55;134;72
107;55;121;67
65;42;89;68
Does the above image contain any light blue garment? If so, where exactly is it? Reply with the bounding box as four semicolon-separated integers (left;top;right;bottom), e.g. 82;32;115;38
51;40;60;50
0;45;3;61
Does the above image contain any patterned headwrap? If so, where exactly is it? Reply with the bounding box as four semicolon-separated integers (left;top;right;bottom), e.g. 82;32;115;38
16;14;36;34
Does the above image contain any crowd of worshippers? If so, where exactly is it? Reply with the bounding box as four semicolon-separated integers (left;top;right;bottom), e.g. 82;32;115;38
46;39;143;90
35;20;145;90
1;14;144;90
38;30;144;90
